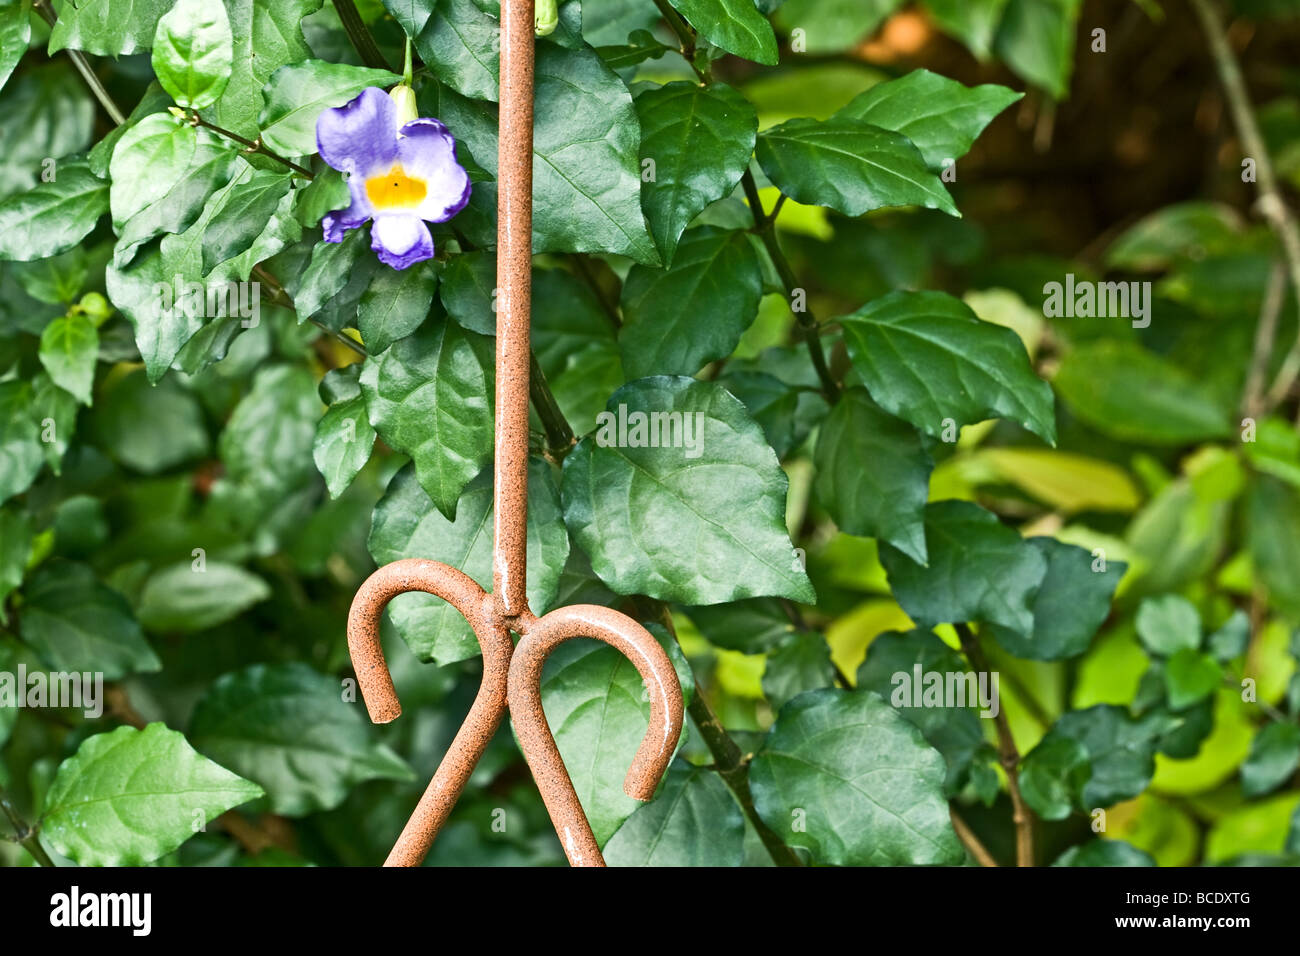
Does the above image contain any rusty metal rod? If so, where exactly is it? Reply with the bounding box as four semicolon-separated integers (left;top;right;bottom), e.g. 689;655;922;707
509;605;685;866
346;559;511;866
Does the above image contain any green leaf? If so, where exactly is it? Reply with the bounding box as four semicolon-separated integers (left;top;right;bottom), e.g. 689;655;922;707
18;560;160;679
855;628;995;794
42;723;263;866
48;0;173;56
1163;648;1223;711
1051;839;1156;867
1038;705;1167;807
294;229;367;320
750;688;964;865
0;509;31;619
357;260;439;354
0;381;42;504
360;316;495;518
109;113;199;228
214;0;324;140
1104;201;1244;272
1020;735;1090;820
669;0;778;64
718;369;827;460
438;250;498;335
756;116;958;218
200;167;294;274
431;44;659;263
562;377;814;604
38;313;98;406
1241;722;1300;798
924;0;1010;60
369;459;569;664
152;0;234;110
763;632;835;710
635;82;757;267
1136;594;1202;657
0;0;31;94
530;622;692;845
988;537;1125;660
1208;609;1251;662
773;0;903;54
813;387;931;564
91;368;209;473
994;0;1082;100
137;561;272;633
0;160;109;263
1248;475;1300;621
834;69;1022;170
619;226;762;378
1053;341;1233;446
604;759;744;865
189;662;413;816
314;377;377;499
219;365;319;503
879;500;1047;638
840;290;1056;444
685;597;794;653
415;0;502;102
31;373;76;473
259;60;401;157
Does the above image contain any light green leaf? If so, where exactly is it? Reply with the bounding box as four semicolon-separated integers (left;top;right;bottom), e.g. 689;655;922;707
834;69;1022;170
109;113;199;228
18;560;160;679
137;561;272;633
360;316;495;518
1163;648;1223;711
0;0;31;93
879;500;1048;638
0;381;42;504
813;387;930;564
604;759;744;866
561;377;814;605
0;160;109;262
38;312;98;406
152;0;234;110
635;82;757;266
619;226;762;377
48;0;173;56
313;382;377;499
42;723;263;866
189;662;413;816
259;60;401;157
213;0;324;140
369;459;569;664
750;688;965;865
1248;475;1300;621
756;116;958;218
669;0;778;64
840;289;1056;444
1136;594;1202;657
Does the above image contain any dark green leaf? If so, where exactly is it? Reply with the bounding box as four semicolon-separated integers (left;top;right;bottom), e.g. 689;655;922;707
137;561;272;633
1039;705;1167;808
200;167;294;274
0;381;41;504
924;0;1010;59
49;0;173;56
763;632;835;710
669;0;778;64
1020;735;1090;820
0;160;108;262
214;0;324;139
1163;647;1222;710
1051;839;1156;867
604;759;744;865
1240;722;1300;798
773;0;903;54
357;260;439;353
684;597;793;653
438;250;498;335
91;369;209;473
314;394;377;499
994;0;1082;100
1248;475;1300;621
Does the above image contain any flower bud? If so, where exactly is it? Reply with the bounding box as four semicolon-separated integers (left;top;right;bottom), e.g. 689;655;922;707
388;84;419;128
535;0;558;36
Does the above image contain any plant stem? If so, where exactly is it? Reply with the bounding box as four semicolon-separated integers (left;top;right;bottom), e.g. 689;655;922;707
956;623;1035;867
528;351;576;454
741;170;841;403
0;784;55;867
252;265;368;357
650;0;698;71
949;807;998;867
570;255;622;330
1190;0;1300;411
1242;261;1286;417
32;0;126;125
333;0;395;72
188;113;315;178
640;599;805;866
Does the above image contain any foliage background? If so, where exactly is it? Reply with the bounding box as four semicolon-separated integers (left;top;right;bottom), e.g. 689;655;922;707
2;0;1300;867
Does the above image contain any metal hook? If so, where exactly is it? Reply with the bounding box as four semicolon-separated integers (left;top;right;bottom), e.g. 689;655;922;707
346;559;511;866
509;605;685;866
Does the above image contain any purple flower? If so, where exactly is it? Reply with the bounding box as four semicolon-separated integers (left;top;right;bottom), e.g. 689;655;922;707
315;87;471;270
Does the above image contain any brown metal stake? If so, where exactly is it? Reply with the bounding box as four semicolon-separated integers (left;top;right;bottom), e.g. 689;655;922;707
346;0;683;867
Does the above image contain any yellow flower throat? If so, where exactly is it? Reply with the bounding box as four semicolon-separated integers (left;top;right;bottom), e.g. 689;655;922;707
365;164;427;210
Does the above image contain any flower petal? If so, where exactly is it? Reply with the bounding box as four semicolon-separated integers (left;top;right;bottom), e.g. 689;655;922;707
316;87;399;176
322;175;375;242
371;214;434;270
397;118;472;223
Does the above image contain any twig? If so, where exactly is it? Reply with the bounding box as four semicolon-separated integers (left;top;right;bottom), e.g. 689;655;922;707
1242;261;1286;417
570;255;622;330
187;112;315;178
650;0;698;72
528;351;576;453
32;0;126;125
333;0;395;72
950;807;998;867
252;265;368;357
0;784;55;867
740;170;841;403
1190;0;1300;412
956;623;1034;867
